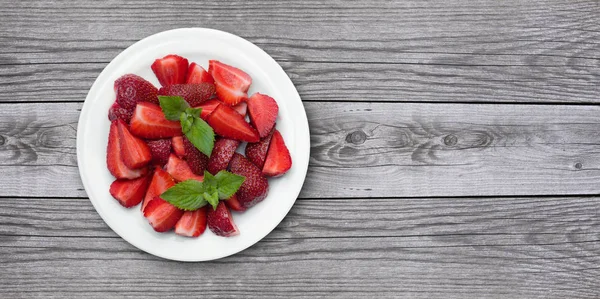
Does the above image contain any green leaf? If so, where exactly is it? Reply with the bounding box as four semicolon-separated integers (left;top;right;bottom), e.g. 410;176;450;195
204;190;219;210
158;96;189;121
215;170;245;199
185;107;201;118
179;112;194;134
160;180;207;211
184;115;215;157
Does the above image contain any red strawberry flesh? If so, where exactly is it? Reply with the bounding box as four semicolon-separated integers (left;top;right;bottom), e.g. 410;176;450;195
209;60;252;106
151;54;188;86
142;166;175;211
245;128;275;169
247;93;279;138
225;194;246;212
143;197;184;232
207;201;239;237
186;62;214;84
130;102;182;139
195;99;221;120
109;175;151;208
107;121;148;179
175;207;208;237
263;130;292;177
165;154;204;182
171;136;186;157
116;119;152;169
228;153;269;209
206;104;259;142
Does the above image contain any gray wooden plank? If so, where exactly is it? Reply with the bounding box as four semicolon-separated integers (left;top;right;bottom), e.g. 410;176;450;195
0;196;599;298
1;102;600;198
2;60;598;104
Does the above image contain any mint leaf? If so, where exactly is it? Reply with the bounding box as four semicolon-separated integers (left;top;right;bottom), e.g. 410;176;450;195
204;190;219;210
180;112;194;134
158;96;189;121
185;107;201;118
183;115;215;157
215;170;245;199
160;180;207;211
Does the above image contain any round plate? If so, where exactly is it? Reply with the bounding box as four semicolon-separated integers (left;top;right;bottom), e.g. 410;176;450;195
77;28;310;261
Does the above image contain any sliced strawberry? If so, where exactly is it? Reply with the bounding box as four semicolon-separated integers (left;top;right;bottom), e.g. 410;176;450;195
171;136;186;157
143;197;184;232
165;154;204;182
183;137;209;175
114;74;159;109
207;201;239;237
108;102;133;123
146;139;171;166
151;54;188;86
130;102;182;139
245;128;275;169
263;130;292;177
116;119;152;169
109;175;151;208
206;104;259;142
175;207;208;237
158;83;215;106
214;82;249;106
107;121;148;179
186;62;214;84
209;60;251;106
195;99;221;120
207;138;240;175
225;194;246;212
142;166;175;211
233;102;247;117
247;93;279;138
228;153;269;209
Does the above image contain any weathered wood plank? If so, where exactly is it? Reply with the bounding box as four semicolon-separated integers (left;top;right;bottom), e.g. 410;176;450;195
1;102;599;198
1;196;599;298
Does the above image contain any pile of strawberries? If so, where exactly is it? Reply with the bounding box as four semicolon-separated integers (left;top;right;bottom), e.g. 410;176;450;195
106;54;291;238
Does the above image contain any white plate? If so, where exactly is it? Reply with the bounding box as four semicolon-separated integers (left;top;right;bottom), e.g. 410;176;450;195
77;28;310;261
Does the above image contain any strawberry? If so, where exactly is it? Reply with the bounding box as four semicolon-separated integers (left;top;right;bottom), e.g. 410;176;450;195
130;102;182;139
183;137;209;175
186;62;214;84
109;175;151;208
233;102;247;117
175;207;208;237
247;93;278;138
143;197;184;232
207;201;239;237
209;60;251;106
206;104;259;142
116;119;152;169
108;102;133;123
114;74;159;109
225;194;246;212
245;128;274;169
263;130;292;177
146;139;171;166
195;99;221;120
107;121;148;179
151;54;188;86
207;138;240;175
142;166;175;211
171;136;186;157
228;153;269;209
158;83;215;107
165;154;204;182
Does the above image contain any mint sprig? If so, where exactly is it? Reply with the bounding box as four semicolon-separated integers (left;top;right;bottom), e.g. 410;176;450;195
160;170;245;211
158;96;214;156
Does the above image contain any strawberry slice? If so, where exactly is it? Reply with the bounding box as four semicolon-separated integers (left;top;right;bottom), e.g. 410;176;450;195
130;102;182;139
207;138;240;175
207;201;239;237
245;128;275;169
209;60;251;106
151;54;188;86
206;104;259;142
233;102;247;117
142;166;175;211
195;99;221;120
109;175;151;208
247;93;279;138
171;136;186;157
158;83;215;106
143;197;184;232
229;153;269;209
186;62;214;84
225;194;246;212
175;207;208;237
263;130;292;177
114;74;159;108
107;121;148;179
116;119;152;169
165;154;204;182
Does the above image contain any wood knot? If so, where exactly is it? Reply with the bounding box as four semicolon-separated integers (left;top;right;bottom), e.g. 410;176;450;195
346;131;367;145
575;162;583;169
443;134;458;146
0;135;4;146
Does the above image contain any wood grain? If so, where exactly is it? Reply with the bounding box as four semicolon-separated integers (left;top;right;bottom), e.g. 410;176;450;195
1;102;600;198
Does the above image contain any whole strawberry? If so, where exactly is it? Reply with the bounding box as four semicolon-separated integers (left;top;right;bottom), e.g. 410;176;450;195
228;153;269;209
158;83;215;106
183;137;209;175
114;74;159;109
207;138;240;175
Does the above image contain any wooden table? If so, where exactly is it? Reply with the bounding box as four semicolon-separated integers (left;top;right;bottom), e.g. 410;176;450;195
1;1;599;298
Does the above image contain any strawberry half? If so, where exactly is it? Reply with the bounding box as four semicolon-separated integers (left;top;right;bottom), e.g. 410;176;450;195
207;138;240;175
143;197;184;232
109;175;151;208
245;128;275;169
207;201;239;237
229;153;269;209
195;99;221;120
206;104;259;142
165;154;204;182
225;194;246;212
263;130;292;177
130;102;182;139
247;93;279;138
183;137;209;175
171;136;186;157
146;139;171;166
209;60;251;106
233;102;247;117
175;207;208;237
186;62;214;84
116;119;152;169
158;83;215;107
114;74;159;109
107;121;148;179
142;166;175;211
151;54;188;86
108;102;133;123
